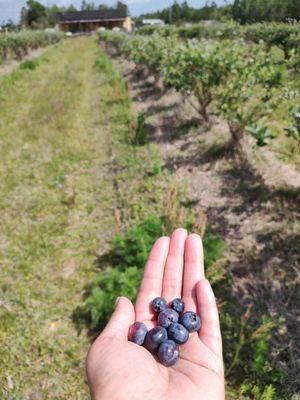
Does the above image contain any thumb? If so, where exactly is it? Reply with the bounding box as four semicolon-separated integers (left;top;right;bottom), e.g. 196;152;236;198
101;296;135;340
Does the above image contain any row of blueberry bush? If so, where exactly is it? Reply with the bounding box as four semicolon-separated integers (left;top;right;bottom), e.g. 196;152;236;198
0;30;65;65
139;22;300;60
99;30;300;151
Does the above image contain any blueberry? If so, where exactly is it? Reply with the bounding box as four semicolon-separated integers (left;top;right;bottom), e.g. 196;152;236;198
152;297;167;313
180;311;201;332
145;326;168;352
168;322;189;344
157;340;180;367
128;322;148;345
158;308;179;328
171;298;185;313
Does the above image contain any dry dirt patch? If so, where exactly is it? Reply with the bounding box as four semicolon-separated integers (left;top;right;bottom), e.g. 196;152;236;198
0;47;46;78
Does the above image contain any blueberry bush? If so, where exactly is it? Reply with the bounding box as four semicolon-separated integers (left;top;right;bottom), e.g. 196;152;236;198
0;30;64;64
99;31;296;152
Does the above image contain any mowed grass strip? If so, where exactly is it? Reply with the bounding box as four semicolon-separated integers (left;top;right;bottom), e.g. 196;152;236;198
0;37;131;399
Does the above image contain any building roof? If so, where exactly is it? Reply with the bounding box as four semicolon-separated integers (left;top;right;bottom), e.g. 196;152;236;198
57;9;127;23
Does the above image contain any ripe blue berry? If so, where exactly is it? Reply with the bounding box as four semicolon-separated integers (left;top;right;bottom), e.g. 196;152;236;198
158;340;180;367
128;322;148;345
168;322;189;344
152;297;167;313
145;326;168;352
180;311;201;332
158;308;179;328
171;298;185;313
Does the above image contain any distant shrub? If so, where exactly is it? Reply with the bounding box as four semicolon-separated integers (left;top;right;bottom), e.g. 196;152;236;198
84;267;142;330
131;110;148;145
108;215;164;270
285;107;300;144
20;60;38;70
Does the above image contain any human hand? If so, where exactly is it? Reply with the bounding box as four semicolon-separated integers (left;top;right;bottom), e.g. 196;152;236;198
86;229;225;400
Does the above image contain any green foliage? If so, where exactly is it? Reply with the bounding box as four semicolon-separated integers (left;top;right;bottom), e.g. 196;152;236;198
252;385;276;400
202;225;227;271
285;107;300;143
149;144;162;176
94;56;113;74
21;0;47;28
216;42;283;141
227;383;277;400
132;110;148;145
20;0;81;28
232;0;300;23
288;47;300;72
101;30;287;147
243;23;300;58
138;0;299;24
137;1;230;24
163;39;236;121
251;317;273;374
19;59;38;70
0;30;64;64
247;124;275;147
84;267;142;330
121;33;176;78
139;22;300;65
223;307;284;399
108;215;164;270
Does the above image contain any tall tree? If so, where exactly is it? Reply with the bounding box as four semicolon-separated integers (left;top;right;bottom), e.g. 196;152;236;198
21;0;47;28
46;5;61;27
98;4;109;10
115;1;129;15
66;4;78;12
232;0;300;22
81;1;96;11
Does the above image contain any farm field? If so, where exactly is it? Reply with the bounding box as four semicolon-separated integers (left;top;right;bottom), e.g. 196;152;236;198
0;32;299;400
0;37;124;399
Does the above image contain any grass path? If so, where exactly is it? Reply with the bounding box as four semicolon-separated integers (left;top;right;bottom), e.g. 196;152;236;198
0;37;121;399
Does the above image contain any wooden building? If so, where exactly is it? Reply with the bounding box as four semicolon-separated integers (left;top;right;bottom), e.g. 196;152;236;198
57;9;132;33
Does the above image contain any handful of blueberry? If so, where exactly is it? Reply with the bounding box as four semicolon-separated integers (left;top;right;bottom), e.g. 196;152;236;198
128;297;201;367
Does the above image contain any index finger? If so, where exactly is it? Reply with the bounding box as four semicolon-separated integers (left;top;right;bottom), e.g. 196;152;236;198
135;236;170;322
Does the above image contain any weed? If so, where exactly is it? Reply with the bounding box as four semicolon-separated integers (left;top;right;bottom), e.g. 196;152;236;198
285;107;300;144
247;124;275;147
19;59;38;70
130;110;148;145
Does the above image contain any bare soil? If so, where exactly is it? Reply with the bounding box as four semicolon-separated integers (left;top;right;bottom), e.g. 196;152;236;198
0;48;46;78
112;54;300;392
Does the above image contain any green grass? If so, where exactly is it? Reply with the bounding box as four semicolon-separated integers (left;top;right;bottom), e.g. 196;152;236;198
0;35;196;400
0;37;125;399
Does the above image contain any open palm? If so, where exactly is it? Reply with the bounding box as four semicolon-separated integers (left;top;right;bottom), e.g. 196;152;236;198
87;229;225;400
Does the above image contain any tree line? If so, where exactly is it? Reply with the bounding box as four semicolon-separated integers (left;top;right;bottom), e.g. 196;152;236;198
2;0;299;31
2;0;128;30
139;0;300;24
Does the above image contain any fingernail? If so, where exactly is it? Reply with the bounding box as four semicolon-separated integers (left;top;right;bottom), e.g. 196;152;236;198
115;296;121;306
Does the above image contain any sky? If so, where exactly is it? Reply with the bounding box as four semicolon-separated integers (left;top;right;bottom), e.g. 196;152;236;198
0;0;228;24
